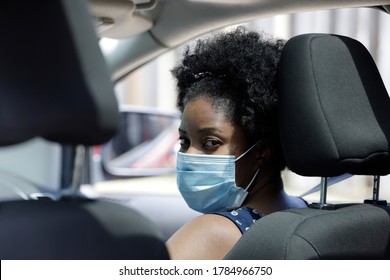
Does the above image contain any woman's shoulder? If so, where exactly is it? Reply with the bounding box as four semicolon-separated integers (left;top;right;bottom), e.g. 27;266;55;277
166;213;242;259
173;213;243;242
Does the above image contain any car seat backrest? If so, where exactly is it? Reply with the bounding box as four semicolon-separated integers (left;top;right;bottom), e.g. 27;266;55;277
225;33;390;260
0;0;169;259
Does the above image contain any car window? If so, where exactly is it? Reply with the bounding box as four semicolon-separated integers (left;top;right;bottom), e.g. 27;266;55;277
95;7;390;205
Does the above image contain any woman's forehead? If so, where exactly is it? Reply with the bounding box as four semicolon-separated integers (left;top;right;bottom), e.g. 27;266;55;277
182;97;229;126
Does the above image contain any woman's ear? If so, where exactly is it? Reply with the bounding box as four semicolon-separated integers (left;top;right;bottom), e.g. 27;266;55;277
255;145;272;168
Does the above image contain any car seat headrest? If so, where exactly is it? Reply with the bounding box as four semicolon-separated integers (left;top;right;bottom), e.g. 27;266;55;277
278;33;390;177
0;0;119;146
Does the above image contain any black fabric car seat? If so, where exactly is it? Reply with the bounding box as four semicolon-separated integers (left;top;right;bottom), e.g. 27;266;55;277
0;0;169;259
225;33;390;259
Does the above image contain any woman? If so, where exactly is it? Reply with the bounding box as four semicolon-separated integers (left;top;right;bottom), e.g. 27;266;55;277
167;27;307;259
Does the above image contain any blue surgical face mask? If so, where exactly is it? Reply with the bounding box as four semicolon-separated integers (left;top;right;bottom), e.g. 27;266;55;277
176;143;259;213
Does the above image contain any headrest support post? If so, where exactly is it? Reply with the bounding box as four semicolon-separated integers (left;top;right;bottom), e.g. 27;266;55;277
309;177;336;210
58;145;93;200
64;145;87;198
373;175;380;201
364;175;387;206
319;177;328;205
82;147;93;186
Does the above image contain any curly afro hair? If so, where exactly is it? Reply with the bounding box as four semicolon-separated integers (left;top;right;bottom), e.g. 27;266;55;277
171;26;286;170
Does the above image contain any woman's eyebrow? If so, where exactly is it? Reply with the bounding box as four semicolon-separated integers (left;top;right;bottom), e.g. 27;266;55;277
178;127;223;136
197;127;223;135
178;128;187;135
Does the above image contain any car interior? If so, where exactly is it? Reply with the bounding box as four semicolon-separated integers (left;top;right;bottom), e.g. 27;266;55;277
1;0;390;260
0;0;168;260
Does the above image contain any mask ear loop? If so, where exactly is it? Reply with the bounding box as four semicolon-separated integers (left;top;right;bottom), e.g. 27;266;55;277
244;169;260;191
236;142;260;191
235;142;259;161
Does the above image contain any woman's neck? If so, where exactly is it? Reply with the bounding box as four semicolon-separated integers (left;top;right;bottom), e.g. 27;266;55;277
244;172;304;216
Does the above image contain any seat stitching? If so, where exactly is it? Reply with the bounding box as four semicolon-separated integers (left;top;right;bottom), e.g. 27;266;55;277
309;35;340;160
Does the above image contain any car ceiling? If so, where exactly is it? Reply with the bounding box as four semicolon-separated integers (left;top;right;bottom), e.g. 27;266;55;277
87;0;390;81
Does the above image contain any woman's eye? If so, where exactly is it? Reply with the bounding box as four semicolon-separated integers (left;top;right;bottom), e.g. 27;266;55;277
178;137;190;150
203;139;221;149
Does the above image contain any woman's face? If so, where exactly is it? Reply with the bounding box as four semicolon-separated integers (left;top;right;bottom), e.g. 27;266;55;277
178;96;259;187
